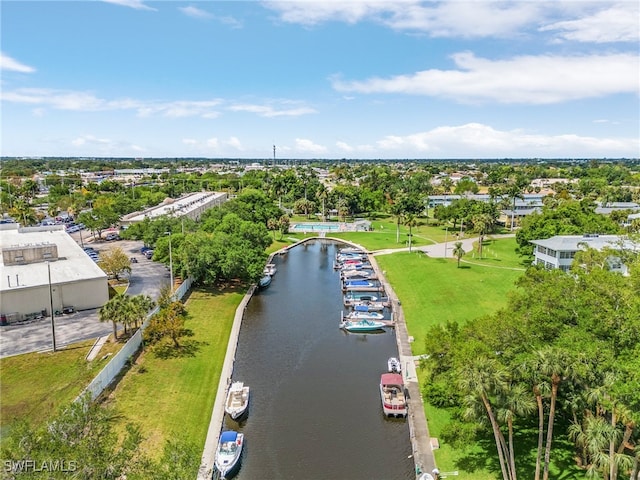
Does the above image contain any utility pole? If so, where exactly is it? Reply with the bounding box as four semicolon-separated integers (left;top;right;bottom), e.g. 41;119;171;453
47;261;57;352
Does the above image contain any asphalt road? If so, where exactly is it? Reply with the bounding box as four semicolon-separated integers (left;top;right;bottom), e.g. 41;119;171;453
0;236;169;359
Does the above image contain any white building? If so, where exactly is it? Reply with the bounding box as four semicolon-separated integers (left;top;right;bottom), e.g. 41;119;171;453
120;191;228;225
530;234;637;274
0;224;109;324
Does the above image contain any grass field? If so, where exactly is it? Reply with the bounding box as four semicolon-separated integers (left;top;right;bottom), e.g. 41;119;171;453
0;338;122;431
105;286;244;458
375;251;523;356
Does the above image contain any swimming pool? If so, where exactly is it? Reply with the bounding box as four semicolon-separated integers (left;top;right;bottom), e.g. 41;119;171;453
291;222;342;232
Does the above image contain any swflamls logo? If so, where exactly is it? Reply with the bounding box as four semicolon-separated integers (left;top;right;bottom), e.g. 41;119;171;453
3;459;78;473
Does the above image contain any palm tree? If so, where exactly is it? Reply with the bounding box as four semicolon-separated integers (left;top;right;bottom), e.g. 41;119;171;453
9;199;37;226
130;294;155;330
498;383;536;480
453;241;465;267
533;347;571;480
98;295;125;340
472;213;494;259
404;213;418;252
459;357;512;480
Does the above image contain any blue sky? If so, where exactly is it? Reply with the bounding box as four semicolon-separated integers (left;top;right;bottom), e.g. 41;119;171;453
2;0;639;159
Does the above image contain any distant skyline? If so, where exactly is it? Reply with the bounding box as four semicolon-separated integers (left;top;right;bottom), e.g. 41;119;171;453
1;1;639;159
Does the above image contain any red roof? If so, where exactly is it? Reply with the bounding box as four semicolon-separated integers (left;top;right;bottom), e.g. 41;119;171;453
380;373;403;385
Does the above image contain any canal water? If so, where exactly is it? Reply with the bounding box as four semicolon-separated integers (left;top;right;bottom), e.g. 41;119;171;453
224;240;414;480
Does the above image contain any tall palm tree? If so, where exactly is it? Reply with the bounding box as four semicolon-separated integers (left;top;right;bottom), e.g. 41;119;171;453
404;213;418;252
452;241;465;267
498;383;536;480
459;357;511;480
98;295;125;340
533;347;571;480
9;199;37;226
472;213;494;259
131;294;155;330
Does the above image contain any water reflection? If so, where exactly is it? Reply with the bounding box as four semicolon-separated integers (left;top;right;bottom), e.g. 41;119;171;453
225;240;414;480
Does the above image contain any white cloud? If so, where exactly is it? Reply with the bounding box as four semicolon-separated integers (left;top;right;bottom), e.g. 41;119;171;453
540;3;640;43
226;137;244;150
295;138;327;154
182;138;198;145
1;53;36;73
206;138;219;149
102;0;157;11
264;1;543;38
71;134;111;147
229;102;316;117
370;123;639;157
332;52;639;104
1;88;224;117
179;5;213;19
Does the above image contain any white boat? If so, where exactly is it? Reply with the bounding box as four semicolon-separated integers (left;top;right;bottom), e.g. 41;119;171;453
388;357;401;373
351;301;387;312
345;310;385;321
215;430;244;478
258;275;272;288
380;373;407;417
341;269;374;279
344;293;379;306
225;381;250;420
263;263;277;276
340;318;386;332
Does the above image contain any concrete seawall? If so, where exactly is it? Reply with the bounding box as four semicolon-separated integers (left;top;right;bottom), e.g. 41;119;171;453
197;238;436;479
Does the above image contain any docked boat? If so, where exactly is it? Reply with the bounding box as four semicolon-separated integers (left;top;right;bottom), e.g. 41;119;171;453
351;301;386;312
225;381;250;420
341;269;374;279
345;310;385;321
380;373;407;417
344;293;379;306
263;263;277;276
388;357;401;373
341;262;371;271
340;318;386;332
343;279;375;288
215;430;244;478
258;275;272;288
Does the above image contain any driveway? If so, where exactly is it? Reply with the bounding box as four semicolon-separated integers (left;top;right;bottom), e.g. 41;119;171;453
0;236;169;358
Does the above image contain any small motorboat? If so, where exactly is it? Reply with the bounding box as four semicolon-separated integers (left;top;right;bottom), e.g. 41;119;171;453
380;373;407;418
352;302;386;312
345;310;385;321
263;263;277;276
224;381;250;420
258;275;272;288
388;357;401;373
340;319;386;332
341;269;374;279
215;430;244;478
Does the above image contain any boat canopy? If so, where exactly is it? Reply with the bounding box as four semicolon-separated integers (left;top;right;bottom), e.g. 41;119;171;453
354;305;370;312
380;373;403;385
220;431;238;443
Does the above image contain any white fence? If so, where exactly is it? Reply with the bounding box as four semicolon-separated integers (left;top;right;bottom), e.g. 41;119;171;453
77;277;193;402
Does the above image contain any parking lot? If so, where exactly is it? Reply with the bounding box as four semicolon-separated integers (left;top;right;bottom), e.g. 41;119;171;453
0;236;170;358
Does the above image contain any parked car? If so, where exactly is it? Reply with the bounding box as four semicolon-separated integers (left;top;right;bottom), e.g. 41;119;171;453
140;246;152;254
144;249;154;259
105;233;121;241
62;306;75;314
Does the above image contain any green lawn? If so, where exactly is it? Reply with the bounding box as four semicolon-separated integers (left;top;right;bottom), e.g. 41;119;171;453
376;251;523;356
0;338;123;432
105;287;244;458
463;236;529;270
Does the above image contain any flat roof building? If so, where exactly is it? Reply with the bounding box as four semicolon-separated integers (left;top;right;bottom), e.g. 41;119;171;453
530;234;638;274
0;224;108;324
121;191;228;225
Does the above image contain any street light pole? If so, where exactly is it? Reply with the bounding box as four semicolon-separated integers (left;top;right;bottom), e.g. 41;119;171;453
47;261;57;352
165;231;174;295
